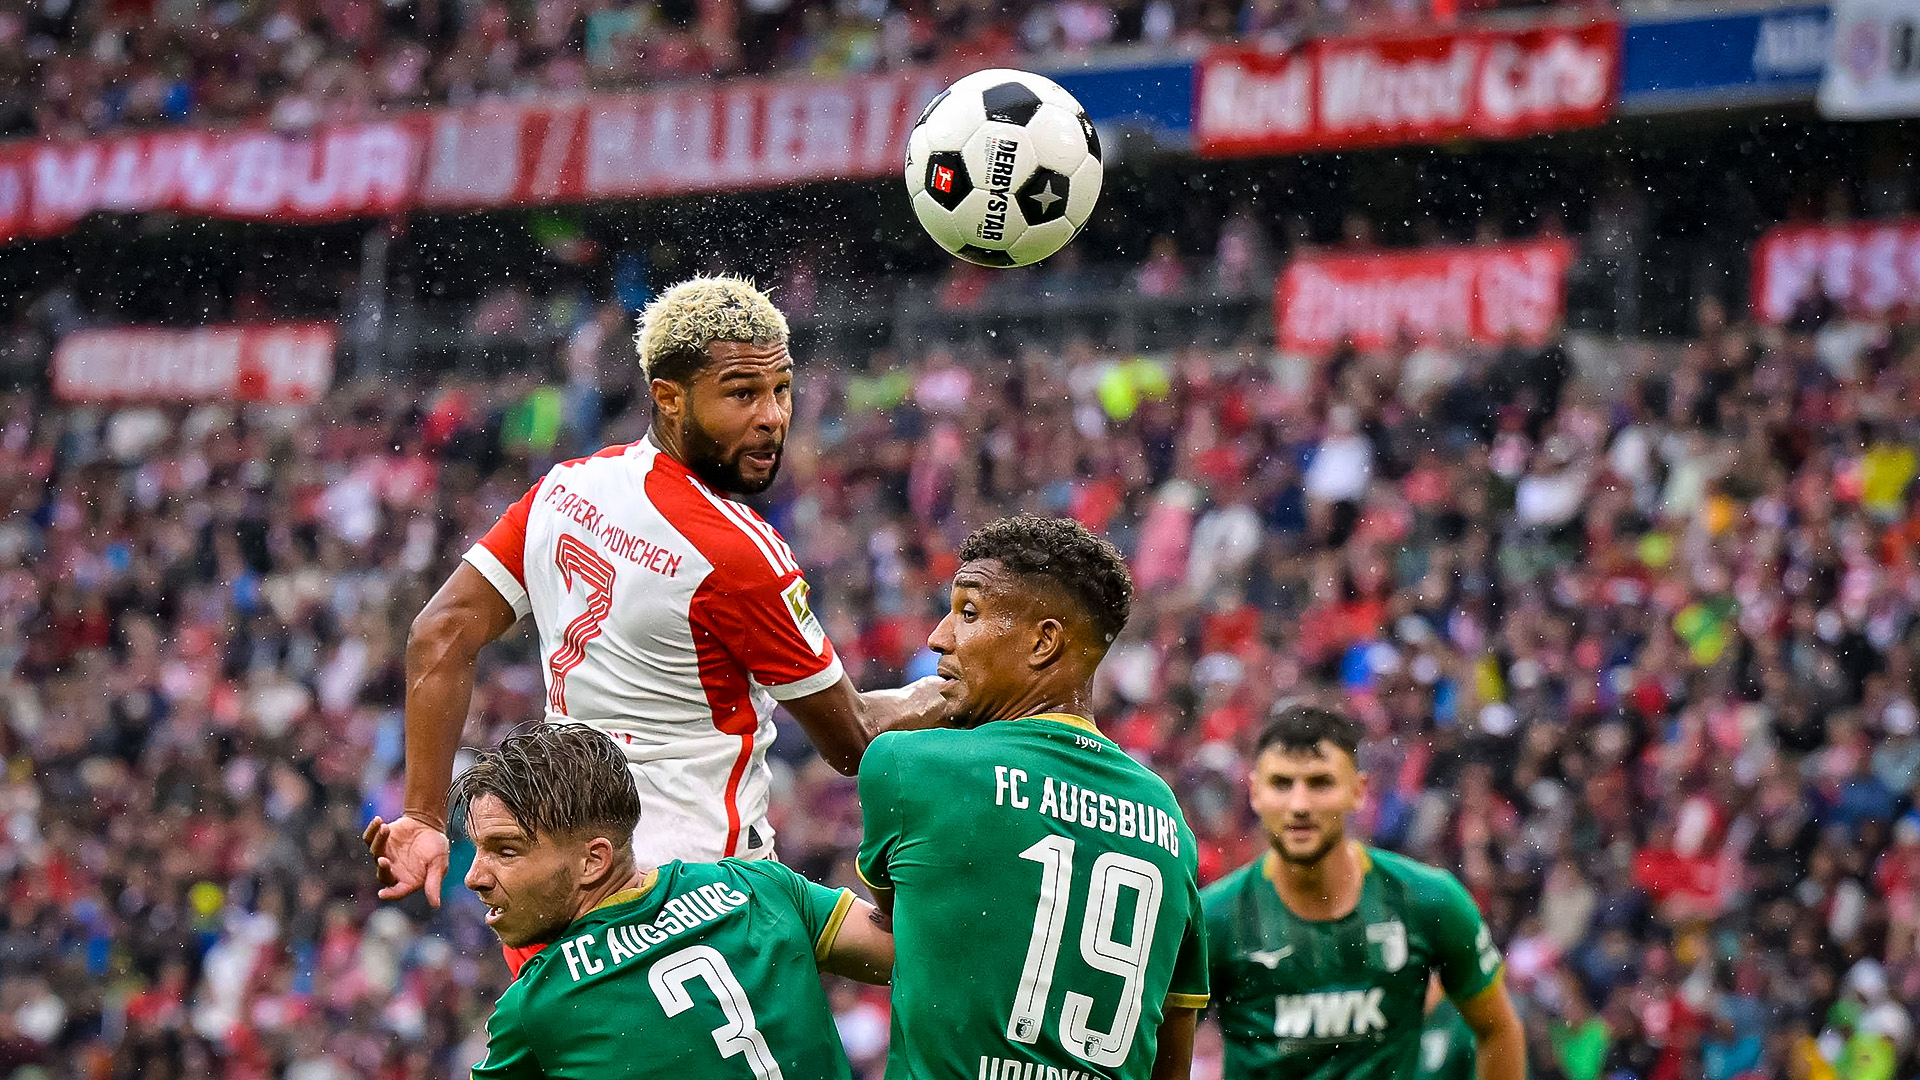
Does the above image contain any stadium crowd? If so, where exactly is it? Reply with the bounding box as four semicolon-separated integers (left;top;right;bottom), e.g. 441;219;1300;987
0;264;1916;1080
0;0;1608;141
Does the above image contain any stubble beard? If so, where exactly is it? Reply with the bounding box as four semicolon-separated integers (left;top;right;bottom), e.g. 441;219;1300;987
1272;822;1345;868
681;412;779;496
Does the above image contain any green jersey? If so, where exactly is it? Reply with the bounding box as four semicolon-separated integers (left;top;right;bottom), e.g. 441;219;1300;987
472;859;858;1080
1415;999;1477;1080
1202;848;1502;1080
857;715;1210;1080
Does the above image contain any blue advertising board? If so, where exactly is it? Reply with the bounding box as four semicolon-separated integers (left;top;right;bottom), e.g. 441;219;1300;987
1048;60;1195;149
1622;4;1831;112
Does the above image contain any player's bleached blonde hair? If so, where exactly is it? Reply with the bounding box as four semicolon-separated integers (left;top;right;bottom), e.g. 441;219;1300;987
634;274;790;384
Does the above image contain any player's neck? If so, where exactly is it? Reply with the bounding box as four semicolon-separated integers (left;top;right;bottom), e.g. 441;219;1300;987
1001;682;1095;724
649;418;687;466
1266;839;1366;921
572;865;656;923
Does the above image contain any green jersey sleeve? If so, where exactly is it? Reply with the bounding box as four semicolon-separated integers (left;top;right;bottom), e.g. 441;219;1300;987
1199;879;1235;1015
855;733;904;894
727;859;858;961
1165;883;1210;1009
1427;872;1502;1003
471;983;541;1079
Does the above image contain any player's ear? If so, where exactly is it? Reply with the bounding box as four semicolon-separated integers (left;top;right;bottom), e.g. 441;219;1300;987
1029;617;1066;669
579;835;620;887
650;377;685;421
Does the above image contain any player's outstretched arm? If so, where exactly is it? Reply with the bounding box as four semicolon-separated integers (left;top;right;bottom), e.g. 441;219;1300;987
1456;979;1525;1080
782;674;948;775
1149;1007;1199;1080
818;898;895;985
378;561;520;906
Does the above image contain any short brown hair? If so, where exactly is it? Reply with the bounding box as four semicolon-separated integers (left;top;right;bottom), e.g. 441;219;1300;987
449;724;641;845
1256;703;1362;760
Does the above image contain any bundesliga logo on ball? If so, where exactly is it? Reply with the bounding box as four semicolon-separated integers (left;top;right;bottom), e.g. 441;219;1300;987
905;69;1104;268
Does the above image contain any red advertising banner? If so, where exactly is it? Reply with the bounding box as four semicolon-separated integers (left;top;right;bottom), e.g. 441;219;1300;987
1752;220;1920;324
1277;239;1575;355
0;122;426;243
1196;21;1619;158
52;324;336;403
0;69;955;243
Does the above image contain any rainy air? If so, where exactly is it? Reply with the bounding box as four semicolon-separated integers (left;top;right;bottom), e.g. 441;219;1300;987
0;0;1915;1078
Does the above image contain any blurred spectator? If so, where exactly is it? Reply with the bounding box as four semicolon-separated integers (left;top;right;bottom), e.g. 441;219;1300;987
0;0;1606;141
0;241;1917;1080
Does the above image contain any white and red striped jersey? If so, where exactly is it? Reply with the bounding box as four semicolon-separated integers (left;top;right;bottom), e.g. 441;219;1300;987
462;436;843;865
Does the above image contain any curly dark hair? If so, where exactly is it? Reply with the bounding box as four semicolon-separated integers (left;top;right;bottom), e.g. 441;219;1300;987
1255;703;1362;760
958;516;1133;645
450;723;641;845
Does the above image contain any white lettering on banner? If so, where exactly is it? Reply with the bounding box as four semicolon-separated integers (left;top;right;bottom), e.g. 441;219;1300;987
225;134;283;214
1197;21;1618;157
806;86;857;172
1753;13;1830;77
861;79;910;164
662;92;718;182
158;136;227;208
1320;43;1478;131
1197;57;1313;142
31;145;101;228
0;69;959;241
1753;220;1920;323
1278;240;1572;355
426;111;521;204
720;89;759;180
764;89;812;176
52;325;335;404
1477;36;1612;125
96;141;154;210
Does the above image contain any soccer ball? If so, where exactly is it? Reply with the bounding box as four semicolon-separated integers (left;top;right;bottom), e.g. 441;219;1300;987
905;69;1103;268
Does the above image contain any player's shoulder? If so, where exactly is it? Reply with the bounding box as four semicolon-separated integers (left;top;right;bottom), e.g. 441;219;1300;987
1366;846;1476;912
1200;856;1267;915
708;855;803;893
502;947;559;1015
641;465;801;589
868;722;1030;777
870;724;977;760
536;440;647;487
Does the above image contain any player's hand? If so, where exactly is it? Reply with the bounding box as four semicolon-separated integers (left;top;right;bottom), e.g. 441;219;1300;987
363;813;450;907
902;675;953;729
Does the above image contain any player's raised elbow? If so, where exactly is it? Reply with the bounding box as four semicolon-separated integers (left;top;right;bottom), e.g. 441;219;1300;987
407;604;474;678
817;730;869;777
781;677;872;776
407;591;492;681
407;563;517;679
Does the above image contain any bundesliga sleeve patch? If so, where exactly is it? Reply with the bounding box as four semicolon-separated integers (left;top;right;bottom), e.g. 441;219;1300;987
782;578;829;656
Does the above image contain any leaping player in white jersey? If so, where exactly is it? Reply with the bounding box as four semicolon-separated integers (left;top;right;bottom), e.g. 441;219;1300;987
364;276;946;960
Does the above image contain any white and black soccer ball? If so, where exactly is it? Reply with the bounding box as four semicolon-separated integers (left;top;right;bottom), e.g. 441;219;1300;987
905;69;1102;268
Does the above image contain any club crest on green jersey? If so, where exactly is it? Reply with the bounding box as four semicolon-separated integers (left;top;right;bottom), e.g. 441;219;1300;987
1365;921;1408;973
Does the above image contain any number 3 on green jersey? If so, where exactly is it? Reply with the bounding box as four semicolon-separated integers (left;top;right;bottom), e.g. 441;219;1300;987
1009;837;1162;1067
649;945;784;1080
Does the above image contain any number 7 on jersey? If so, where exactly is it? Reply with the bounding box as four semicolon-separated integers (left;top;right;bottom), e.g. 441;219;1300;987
549;533;616;715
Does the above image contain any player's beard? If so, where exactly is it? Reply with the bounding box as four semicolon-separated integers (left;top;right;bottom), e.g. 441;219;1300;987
1271;820;1345;867
681;411;781;496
